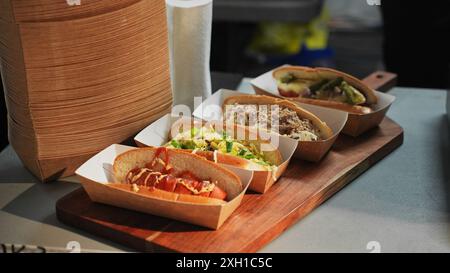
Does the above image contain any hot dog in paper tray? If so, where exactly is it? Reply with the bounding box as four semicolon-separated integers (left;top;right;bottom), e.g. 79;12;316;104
135;115;298;193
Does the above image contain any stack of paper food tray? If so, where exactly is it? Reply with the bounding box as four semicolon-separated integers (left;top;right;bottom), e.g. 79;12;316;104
0;0;172;181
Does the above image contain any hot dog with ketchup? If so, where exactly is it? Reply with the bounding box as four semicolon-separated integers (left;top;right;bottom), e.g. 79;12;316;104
110;147;242;205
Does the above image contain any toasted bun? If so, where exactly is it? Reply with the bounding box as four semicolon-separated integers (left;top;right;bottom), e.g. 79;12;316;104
273;66;378;113
287;96;372;115
273;66;320;81
112;147;243;204
223;94;334;140
108;183;227;205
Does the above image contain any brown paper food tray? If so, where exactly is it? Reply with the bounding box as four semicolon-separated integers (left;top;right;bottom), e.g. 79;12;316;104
250;67;397;137
342;105;392;137
74;144;253;229
1;0;140;22
0;0;172;181
253;86;395;138
80;178;247;230
57;117;403;252
198;89;348;162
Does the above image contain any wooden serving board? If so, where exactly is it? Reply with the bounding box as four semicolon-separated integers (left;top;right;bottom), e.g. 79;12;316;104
56;117;403;252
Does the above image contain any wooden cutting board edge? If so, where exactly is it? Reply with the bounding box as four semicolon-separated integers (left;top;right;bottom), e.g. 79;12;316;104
240;126;403;252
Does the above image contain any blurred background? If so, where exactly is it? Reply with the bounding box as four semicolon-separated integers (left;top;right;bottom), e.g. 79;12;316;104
211;0;383;78
1;0;449;151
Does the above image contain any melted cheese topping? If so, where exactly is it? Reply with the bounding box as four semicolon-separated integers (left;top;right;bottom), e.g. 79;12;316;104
277;80;311;96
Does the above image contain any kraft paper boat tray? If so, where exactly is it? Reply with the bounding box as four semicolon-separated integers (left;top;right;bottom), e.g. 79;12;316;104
250;65;396;137
135;114;298;193
192;89;348;162
0;0;172;181
75;144;253;230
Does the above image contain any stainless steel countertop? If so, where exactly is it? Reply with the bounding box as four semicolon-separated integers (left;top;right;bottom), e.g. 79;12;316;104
0;82;448;253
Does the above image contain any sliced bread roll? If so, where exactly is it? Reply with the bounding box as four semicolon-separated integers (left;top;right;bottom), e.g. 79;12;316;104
113;147;243;204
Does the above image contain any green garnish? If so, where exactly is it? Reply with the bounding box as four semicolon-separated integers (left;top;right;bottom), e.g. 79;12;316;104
222;131;228;140
170;139;180;148
320;77;343;91
226;141;233;153
168;126;276;169
309;79;329;93
180;140;196;150
244;153;255;159
340;81;366;105
280;73;296;84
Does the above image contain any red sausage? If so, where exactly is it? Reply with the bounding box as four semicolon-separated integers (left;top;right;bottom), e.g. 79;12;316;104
126;165;227;201
208;186;227;200
156;175;177;192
